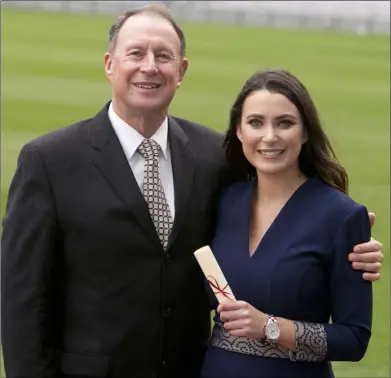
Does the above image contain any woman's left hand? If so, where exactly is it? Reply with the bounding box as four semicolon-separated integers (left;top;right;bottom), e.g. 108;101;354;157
217;300;268;339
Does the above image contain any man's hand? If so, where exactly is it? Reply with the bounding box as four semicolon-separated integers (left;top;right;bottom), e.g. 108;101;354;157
349;212;384;281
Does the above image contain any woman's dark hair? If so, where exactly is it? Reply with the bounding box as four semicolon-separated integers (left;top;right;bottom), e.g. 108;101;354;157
224;69;348;194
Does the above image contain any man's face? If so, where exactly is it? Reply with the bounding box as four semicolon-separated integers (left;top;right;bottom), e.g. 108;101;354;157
104;13;188;116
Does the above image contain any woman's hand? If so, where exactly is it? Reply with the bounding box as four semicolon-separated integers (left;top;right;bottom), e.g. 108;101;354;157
217;300;268;339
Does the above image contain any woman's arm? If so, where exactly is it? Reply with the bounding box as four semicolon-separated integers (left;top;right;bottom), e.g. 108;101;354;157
321;204;373;361
219;204;373;362
274;317;327;361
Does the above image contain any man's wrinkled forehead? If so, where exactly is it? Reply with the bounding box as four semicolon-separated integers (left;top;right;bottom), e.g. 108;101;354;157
115;13;181;53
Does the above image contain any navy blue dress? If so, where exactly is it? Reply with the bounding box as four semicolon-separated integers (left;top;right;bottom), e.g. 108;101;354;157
200;177;372;378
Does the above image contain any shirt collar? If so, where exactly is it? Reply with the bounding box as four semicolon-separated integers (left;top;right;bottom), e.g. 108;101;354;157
108;102;169;161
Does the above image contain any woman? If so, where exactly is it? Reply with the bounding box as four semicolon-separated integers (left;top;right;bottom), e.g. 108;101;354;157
200;69;373;378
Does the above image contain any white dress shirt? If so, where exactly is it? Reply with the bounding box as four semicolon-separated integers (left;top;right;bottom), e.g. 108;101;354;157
108;103;175;219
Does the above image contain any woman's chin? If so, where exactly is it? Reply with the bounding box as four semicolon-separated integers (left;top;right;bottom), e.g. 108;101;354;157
254;162;287;176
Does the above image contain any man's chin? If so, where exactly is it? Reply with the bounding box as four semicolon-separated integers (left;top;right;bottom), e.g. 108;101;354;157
127;100;168;115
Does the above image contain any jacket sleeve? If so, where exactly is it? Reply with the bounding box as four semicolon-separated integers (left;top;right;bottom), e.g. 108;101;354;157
324;204;373;361
290;206;372;362
1;142;59;378
291;204;373;362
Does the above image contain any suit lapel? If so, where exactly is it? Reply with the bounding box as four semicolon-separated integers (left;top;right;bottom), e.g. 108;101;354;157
167;116;195;250
89;103;162;250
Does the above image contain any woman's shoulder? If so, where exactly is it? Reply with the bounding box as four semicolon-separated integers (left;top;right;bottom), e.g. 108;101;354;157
220;180;253;201
315;178;367;220
216;180;253;214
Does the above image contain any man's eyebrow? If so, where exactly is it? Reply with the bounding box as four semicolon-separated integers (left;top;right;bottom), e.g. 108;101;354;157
124;43;145;51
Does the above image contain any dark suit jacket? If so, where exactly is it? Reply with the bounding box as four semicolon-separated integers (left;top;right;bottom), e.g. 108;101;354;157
1;102;228;378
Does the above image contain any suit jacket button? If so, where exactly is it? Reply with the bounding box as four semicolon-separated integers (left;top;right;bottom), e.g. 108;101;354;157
164;253;171;263
164;307;172;317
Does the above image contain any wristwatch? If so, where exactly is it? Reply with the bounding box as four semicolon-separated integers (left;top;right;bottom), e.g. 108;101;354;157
262;315;281;345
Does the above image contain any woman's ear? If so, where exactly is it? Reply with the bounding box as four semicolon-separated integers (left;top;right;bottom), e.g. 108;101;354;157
236;125;243;142
302;129;309;144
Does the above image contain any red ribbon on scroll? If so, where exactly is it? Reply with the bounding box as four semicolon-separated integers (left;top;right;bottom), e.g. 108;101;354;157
207;275;234;300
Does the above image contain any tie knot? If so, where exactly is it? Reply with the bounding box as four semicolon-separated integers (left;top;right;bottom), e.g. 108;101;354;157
138;139;160;160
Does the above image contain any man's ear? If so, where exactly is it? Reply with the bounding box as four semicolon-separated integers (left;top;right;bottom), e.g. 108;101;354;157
104;52;113;79
176;57;189;88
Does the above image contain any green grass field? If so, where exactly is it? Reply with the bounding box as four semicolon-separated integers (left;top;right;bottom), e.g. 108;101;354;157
1;7;390;378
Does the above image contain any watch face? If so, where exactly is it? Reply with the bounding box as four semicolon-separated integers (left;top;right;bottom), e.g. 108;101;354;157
267;322;280;340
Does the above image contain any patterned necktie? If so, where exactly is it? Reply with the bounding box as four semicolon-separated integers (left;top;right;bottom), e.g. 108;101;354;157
138;139;173;250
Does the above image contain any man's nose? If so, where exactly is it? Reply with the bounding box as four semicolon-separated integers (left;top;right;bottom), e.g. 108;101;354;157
140;53;158;74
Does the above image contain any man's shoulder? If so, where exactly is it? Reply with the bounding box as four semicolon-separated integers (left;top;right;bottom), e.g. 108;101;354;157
24;116;92;155
169;115;223;143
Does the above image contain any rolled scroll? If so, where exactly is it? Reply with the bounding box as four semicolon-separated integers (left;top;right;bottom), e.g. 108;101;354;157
194;245;236;303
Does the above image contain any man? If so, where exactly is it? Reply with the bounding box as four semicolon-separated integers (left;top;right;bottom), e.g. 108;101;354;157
1;4;383;378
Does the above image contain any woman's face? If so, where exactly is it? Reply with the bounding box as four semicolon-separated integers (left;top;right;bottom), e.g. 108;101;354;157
237;89;307;176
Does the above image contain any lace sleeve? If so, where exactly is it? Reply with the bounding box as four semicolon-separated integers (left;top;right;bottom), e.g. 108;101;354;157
289;321;328;362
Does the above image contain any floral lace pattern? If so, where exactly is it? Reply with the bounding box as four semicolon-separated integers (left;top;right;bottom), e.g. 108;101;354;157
210;320;328;362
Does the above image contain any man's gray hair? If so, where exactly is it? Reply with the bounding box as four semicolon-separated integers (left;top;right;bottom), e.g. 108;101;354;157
108;3;186;56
